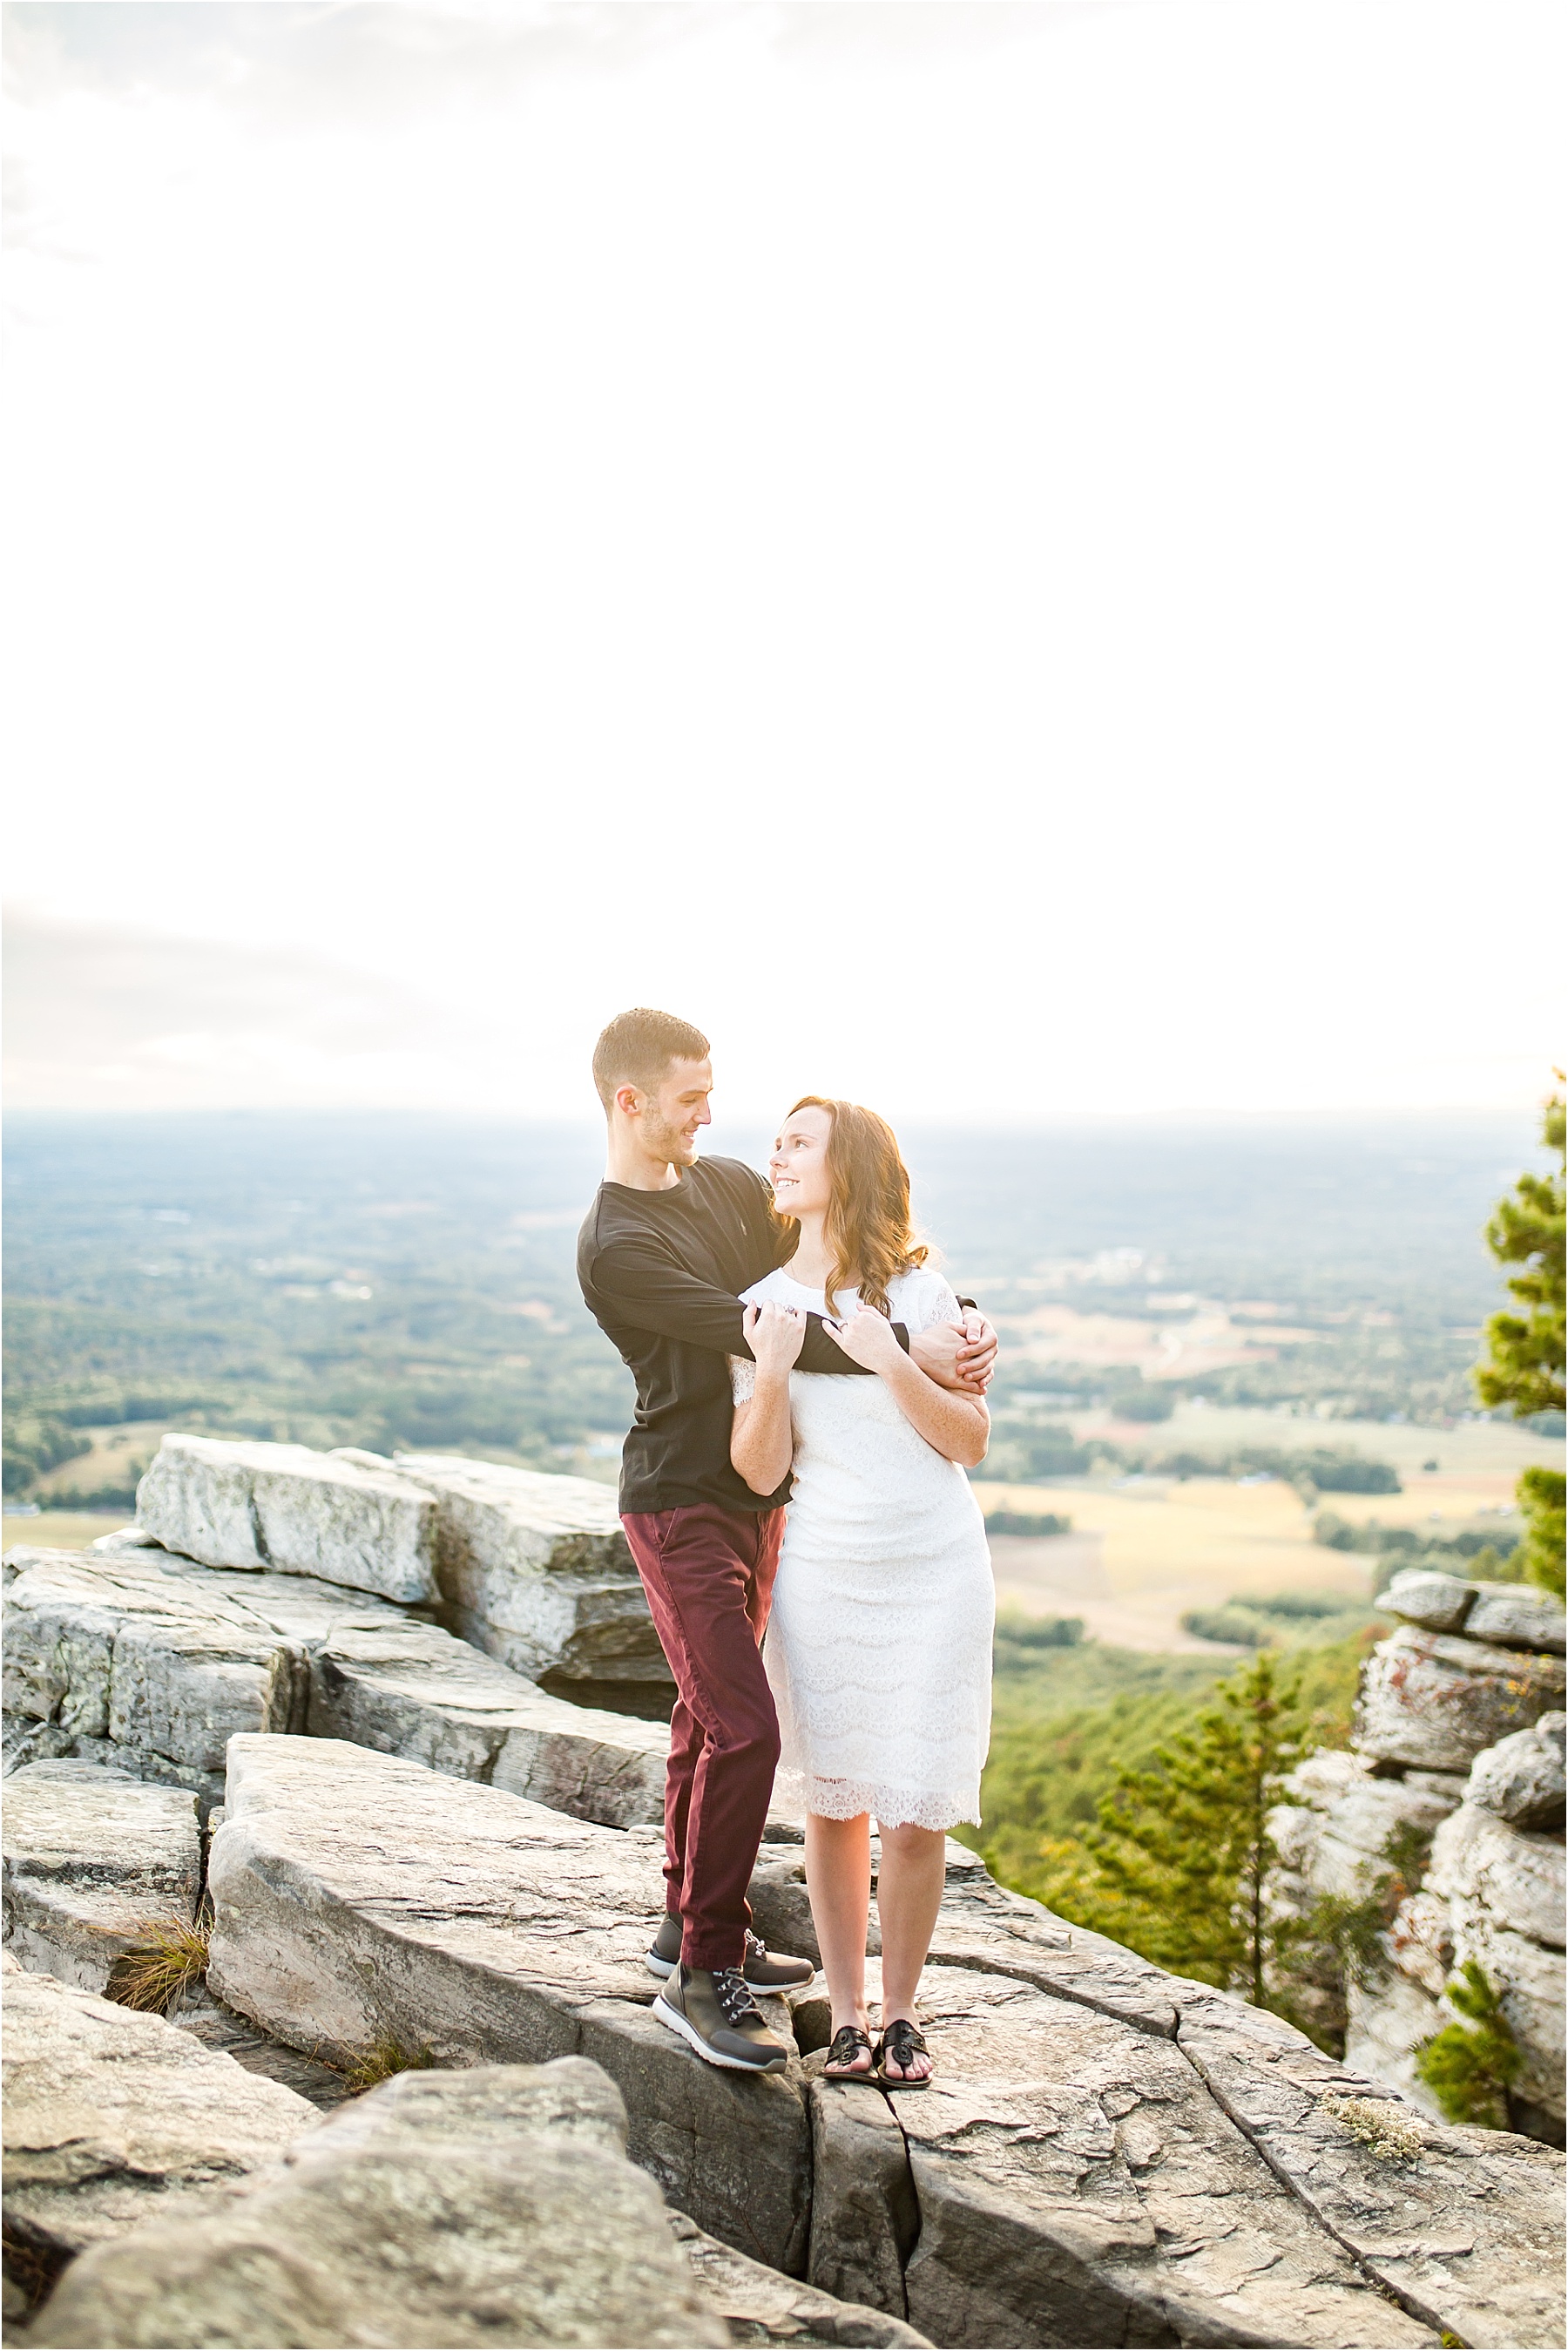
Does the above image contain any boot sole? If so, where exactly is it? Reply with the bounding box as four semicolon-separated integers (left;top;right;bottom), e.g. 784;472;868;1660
652;1994;788;2073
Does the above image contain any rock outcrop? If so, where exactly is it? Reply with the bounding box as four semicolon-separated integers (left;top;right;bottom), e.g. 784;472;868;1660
2;1955;315;2273
362;1449;672;1691
199;1732;1565;2348
130;1432;671;1691
3;1543;667;1827
206;1735;814;2275
1273;1568;1566;2144
2;1761;199;1991
28;2056;729;2351
6;1507;1565;2349
136;1433;442;1603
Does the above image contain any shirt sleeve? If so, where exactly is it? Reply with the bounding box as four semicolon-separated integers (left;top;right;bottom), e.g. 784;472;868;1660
587;1230;906;1372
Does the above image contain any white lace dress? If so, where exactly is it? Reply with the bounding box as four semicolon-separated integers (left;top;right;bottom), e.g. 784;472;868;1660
730;1264;993;1830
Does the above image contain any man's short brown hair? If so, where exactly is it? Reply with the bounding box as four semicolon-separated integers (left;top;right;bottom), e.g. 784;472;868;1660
592;1008;711;1110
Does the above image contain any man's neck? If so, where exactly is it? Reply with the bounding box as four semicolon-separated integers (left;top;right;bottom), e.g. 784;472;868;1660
605;1124;686;1192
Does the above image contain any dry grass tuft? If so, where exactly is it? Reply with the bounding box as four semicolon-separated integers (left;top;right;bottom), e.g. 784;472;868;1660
341;2035;437;2093
1320;2091;1425;2162
104;1907;211;2016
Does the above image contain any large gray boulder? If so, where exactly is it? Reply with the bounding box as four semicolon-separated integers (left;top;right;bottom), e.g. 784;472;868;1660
1465;1712;1566;1830
377;1451;672;1690
205;1734;813;2275
1177;1980;1566;2348
199;1734;1558;2348
310;1616;668;1825
2;1761;199;1991
3;1545;668;1829
1355;1626;1565;1772
1429;1802;1567;1951
2;1955;315;2269
1382;1570;1567;1657
136;1433;441;1603
30;2056;728;2350
3;1548;310;1809
887;1961;1436;2351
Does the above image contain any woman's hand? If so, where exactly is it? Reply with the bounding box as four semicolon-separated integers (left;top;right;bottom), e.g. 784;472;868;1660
825;1304;903;1372
744;1300;808;1374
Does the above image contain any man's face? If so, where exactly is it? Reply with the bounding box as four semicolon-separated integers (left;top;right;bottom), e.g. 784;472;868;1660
634;1057;713;1167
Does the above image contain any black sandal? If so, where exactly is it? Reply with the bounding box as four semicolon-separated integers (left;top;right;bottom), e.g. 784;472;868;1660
823;2025;875;2080
876;2018;932;2089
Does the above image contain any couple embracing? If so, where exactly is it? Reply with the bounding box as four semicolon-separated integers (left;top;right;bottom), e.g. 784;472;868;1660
578;1009;997;2089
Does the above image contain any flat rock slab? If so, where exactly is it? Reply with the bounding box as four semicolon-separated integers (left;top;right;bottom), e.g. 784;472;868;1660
4;1545;669;1831
2;1761;199;1991
136;1433;440;1603
748;1841;1181;2040
1355;1628;1566;1772
1176;1982;1568;2348
31;2056;727;2350
879;1962;1435;2351
206;1735;813;2273
312;1617;669;1826
2;1955;316;2266
376;1451;673;1688
3;1548;315;1808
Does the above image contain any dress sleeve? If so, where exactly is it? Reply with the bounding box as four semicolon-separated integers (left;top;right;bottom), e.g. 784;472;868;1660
729;1355;758;1404
909;1271;964;1334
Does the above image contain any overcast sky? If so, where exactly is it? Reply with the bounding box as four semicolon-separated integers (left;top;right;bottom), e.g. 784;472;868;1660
4;1;1562;1123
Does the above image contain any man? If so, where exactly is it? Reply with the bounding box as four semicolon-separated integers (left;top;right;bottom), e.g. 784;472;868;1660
578;1008;997;2073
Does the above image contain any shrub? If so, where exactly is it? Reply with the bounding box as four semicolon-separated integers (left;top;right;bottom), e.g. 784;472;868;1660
105;1910;211;2016
342;2036;437;2092
985;1510;1072;1538
1415;1961;1523;2128
1111;1386;1175;1423
995;1614;1085;1651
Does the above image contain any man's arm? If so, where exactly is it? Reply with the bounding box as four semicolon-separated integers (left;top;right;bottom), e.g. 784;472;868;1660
587;1231;895;1374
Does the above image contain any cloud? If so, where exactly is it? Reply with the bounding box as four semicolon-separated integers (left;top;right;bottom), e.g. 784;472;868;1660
1;907;529;1109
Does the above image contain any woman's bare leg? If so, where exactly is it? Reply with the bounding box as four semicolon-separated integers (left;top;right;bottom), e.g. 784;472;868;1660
805;1811;874;2074
875;1821;946;2079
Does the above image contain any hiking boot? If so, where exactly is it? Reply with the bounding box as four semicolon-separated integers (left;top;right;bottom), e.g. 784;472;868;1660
645;1917;814;1990
652;1963;789;2072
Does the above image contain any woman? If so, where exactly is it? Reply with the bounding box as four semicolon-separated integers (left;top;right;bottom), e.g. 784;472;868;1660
729;1097;993;2087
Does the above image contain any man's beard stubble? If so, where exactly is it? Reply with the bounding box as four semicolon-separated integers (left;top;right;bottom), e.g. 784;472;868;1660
642;1108;697;1167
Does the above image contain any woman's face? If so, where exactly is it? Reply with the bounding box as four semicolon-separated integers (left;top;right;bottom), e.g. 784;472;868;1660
768;1105;834;1218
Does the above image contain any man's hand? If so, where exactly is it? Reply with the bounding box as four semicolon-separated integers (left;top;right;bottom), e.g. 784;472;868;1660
826;1304;905;1373
910;1312;997;1394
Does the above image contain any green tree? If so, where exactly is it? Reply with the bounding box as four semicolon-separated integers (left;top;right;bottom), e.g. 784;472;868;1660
1415;1961;1523;2128
1083;1651;1303;2002
1477;1081;1565;1597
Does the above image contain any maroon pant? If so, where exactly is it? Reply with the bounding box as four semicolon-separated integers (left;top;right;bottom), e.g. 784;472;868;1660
621;1504;785;1971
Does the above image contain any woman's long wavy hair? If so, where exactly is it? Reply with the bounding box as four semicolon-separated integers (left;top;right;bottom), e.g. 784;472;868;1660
778;1096;929;1318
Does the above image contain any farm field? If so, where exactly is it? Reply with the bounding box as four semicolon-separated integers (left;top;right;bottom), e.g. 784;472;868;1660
3;1510;125;1553
972;1406;1558;1650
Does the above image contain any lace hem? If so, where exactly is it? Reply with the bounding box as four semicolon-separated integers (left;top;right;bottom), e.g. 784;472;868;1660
774;1765;979;1833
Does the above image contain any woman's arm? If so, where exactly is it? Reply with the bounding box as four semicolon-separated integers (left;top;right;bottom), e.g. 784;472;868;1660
825;1306;990;1469
730;1302;808;1496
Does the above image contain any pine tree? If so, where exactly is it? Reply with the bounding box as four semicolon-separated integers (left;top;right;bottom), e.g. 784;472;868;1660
1477;1081;1565;1597
1415;1961;1523;2128
1084;1651;1302;2002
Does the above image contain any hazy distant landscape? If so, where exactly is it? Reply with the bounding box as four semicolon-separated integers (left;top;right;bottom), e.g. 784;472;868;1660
5;1107;1554;1529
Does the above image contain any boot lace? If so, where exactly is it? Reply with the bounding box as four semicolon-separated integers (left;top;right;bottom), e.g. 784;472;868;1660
712;1967;764;2027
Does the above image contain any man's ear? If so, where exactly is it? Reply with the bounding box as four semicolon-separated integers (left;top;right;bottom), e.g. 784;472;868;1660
614;1083;642;1119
